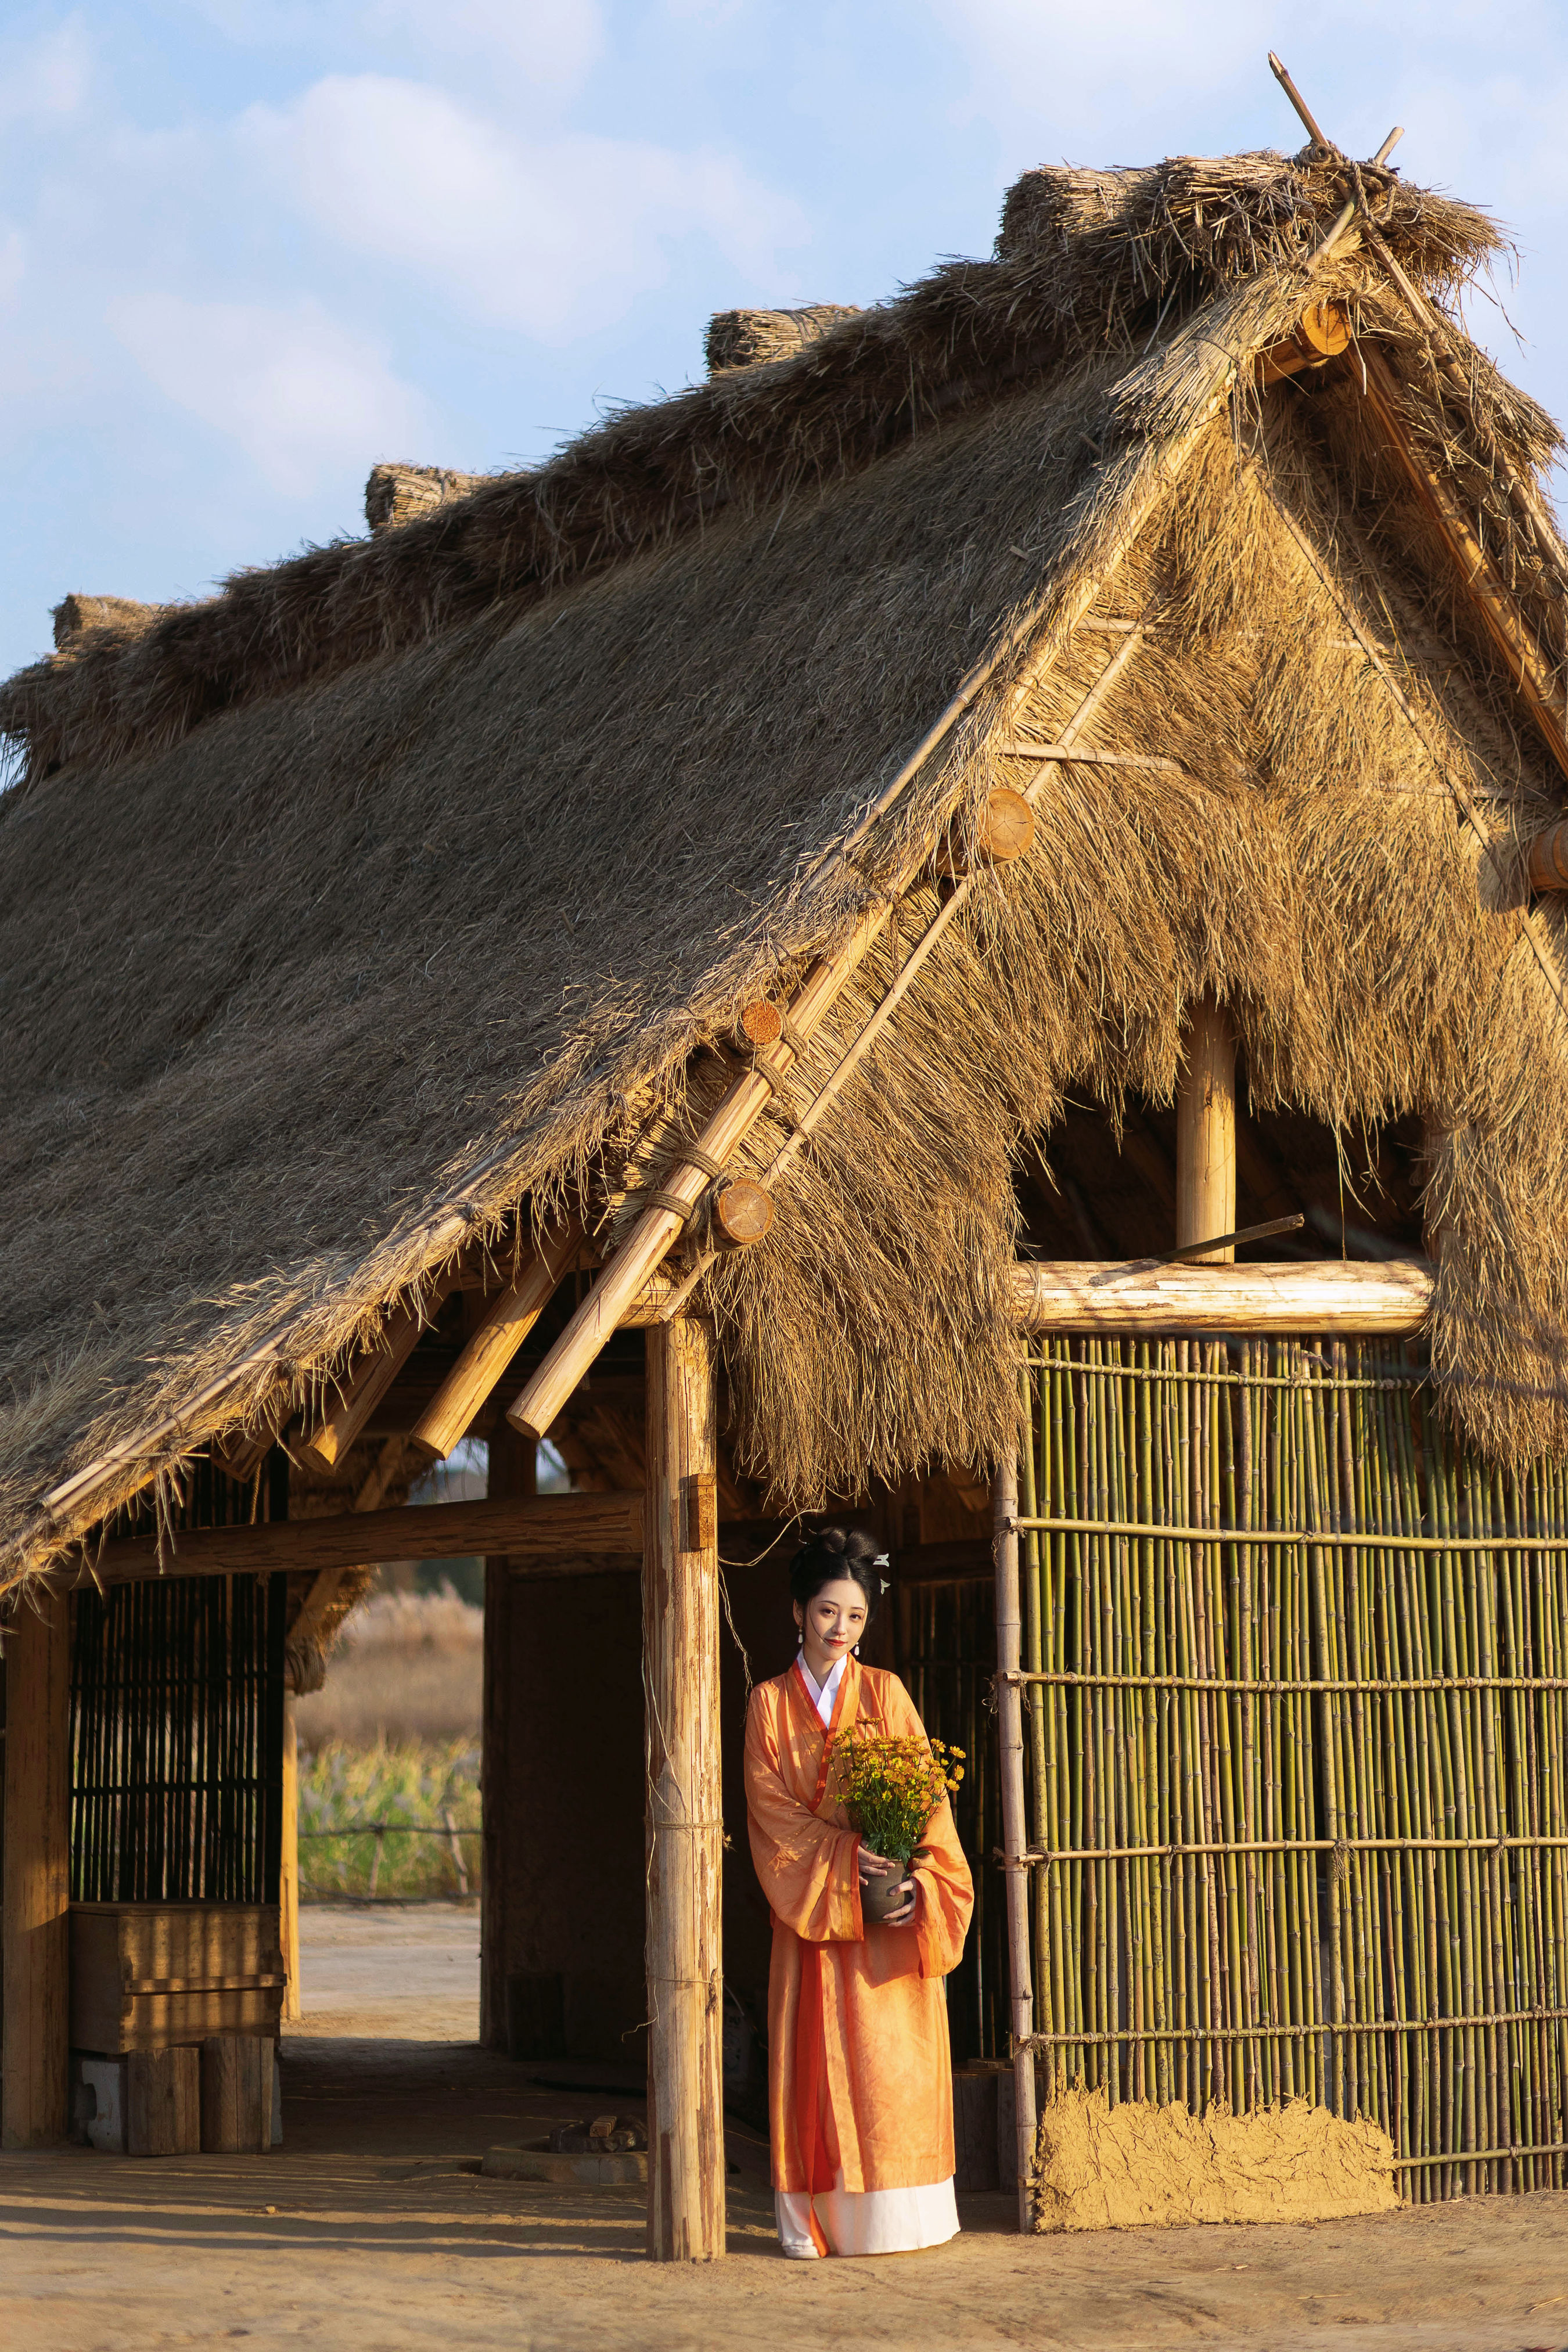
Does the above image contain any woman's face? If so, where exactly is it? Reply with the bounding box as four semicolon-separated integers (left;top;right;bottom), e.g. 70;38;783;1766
794;1577;868;1675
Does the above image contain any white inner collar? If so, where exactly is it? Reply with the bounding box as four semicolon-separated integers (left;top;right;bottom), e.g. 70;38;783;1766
798;1651;847;1726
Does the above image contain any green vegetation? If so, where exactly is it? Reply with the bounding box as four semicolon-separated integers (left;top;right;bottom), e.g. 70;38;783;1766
297;1736;481;1900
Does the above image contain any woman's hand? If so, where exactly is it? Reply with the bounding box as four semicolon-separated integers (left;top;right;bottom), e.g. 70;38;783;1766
858;1848;917;1927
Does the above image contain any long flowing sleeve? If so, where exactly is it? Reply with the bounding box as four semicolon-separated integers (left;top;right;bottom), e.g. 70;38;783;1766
882;1678;974;1980
745;1683;862;1943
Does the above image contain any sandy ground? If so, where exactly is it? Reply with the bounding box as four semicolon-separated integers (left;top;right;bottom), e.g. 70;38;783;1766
283;1900;483;2042
3;1904;1568;2352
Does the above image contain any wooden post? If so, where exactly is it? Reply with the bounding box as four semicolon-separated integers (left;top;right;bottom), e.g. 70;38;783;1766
481;1424;534;2048
1176;996;1237;1261
280;1688;301;2023
643;1318;725;2262
994;1453;1037;2232
2;1591;71;2148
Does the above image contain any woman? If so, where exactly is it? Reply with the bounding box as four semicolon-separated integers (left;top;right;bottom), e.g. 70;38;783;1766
744;1524;974;2260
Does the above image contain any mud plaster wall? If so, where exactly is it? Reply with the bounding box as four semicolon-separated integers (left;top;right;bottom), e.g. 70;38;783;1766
1033;2087;1399;2231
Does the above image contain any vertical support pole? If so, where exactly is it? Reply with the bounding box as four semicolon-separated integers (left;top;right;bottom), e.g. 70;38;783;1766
280;1687;302;2022
481;1422;534;2049
2;1591;71;2149
643;1317;725;2263
994;1451;1037;2232
1176;994;1238;1259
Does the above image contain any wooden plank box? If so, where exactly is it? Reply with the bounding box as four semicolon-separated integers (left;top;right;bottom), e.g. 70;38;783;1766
70;1903;285;2056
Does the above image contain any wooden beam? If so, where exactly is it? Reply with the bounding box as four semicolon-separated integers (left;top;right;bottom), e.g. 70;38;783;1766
1012;1257;1433;1334
1176;996;1237;1263
1355;339;1568;780
82;1493;644;1584
643;1318;725;2262
2;1592;71;2148
408;1222;582;1468
299;1294;442;1474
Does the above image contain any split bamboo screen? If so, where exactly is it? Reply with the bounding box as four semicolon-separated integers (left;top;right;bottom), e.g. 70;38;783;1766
1009;1336;1568;2199
907;1339;1568;2199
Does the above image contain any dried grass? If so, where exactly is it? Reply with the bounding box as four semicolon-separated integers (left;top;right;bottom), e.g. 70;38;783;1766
2;150;1566;1571
294;1589;483;1745
703;305;864;376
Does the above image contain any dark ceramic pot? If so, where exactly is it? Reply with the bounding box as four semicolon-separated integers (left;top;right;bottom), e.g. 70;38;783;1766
860;1860;914;1925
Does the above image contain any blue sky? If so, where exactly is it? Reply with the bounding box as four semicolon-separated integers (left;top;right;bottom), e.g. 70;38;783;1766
5;2;1568;684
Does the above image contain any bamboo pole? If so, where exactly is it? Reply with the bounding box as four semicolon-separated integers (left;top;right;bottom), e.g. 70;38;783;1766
408;1221;582;1467
994;1446;1037;2228
1176;998;1237;1263
280;1688;302;2023
643;1318;725;2262
1;1591;71;2148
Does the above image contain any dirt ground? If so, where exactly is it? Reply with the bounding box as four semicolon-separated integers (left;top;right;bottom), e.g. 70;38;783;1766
3;1903;1568;2352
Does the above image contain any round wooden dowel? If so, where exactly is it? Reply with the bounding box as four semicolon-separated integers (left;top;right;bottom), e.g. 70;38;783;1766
1298;300;1350;357
940;785;1036;876
1527;819;1568;891
713;1178;774;1246
738;1001;782;1047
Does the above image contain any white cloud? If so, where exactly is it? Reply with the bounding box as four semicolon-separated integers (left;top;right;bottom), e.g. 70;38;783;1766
105;292;433;492
359;0;605;95
0;17;92;129
0;226;24;310
242;72;807;339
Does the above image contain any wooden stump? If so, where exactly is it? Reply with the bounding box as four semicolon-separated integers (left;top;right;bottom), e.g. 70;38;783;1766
1176;995;1237;1259
200;2035;274;2152
2;1592;71;2149
643;1318;725;2261
127;2047;200;2157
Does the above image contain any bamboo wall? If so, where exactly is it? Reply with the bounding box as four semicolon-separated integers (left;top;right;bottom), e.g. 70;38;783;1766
1006;1337;1568;2201
70;1574;286;1906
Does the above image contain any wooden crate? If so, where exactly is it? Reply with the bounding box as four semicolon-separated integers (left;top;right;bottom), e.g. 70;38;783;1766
70;1903;285;2055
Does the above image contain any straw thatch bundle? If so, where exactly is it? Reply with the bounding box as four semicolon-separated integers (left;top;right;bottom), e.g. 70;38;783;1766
704;304;864;375
365;463;491;534
51;594;163;649
2;146;1566;1586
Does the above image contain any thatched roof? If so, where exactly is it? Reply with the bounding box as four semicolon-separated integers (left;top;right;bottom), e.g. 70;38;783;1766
4;147;1568;1589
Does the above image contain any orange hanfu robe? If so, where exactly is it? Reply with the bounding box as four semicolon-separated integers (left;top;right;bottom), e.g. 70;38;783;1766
744;1654;974;2254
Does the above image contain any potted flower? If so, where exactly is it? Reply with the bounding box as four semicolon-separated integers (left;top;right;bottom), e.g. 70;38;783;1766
828;1723;965;1925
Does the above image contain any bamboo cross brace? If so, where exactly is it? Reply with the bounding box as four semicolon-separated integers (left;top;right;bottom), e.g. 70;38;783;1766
1010;1832;1568;1862
1010;1512;1568;1552
998;1667;1568;1695
1021;2008;1568;2047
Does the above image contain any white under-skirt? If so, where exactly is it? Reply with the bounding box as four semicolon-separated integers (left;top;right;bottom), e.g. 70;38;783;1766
775;2173;959;2259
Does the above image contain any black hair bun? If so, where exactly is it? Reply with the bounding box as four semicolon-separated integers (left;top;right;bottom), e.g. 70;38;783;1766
787;1523;882;1619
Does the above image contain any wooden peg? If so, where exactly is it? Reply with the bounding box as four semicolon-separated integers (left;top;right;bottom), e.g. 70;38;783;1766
712;1179;774;1246
937;785;1035;876
1298;301;1350;357
738;1001;783;1048
1527;820;1568;891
